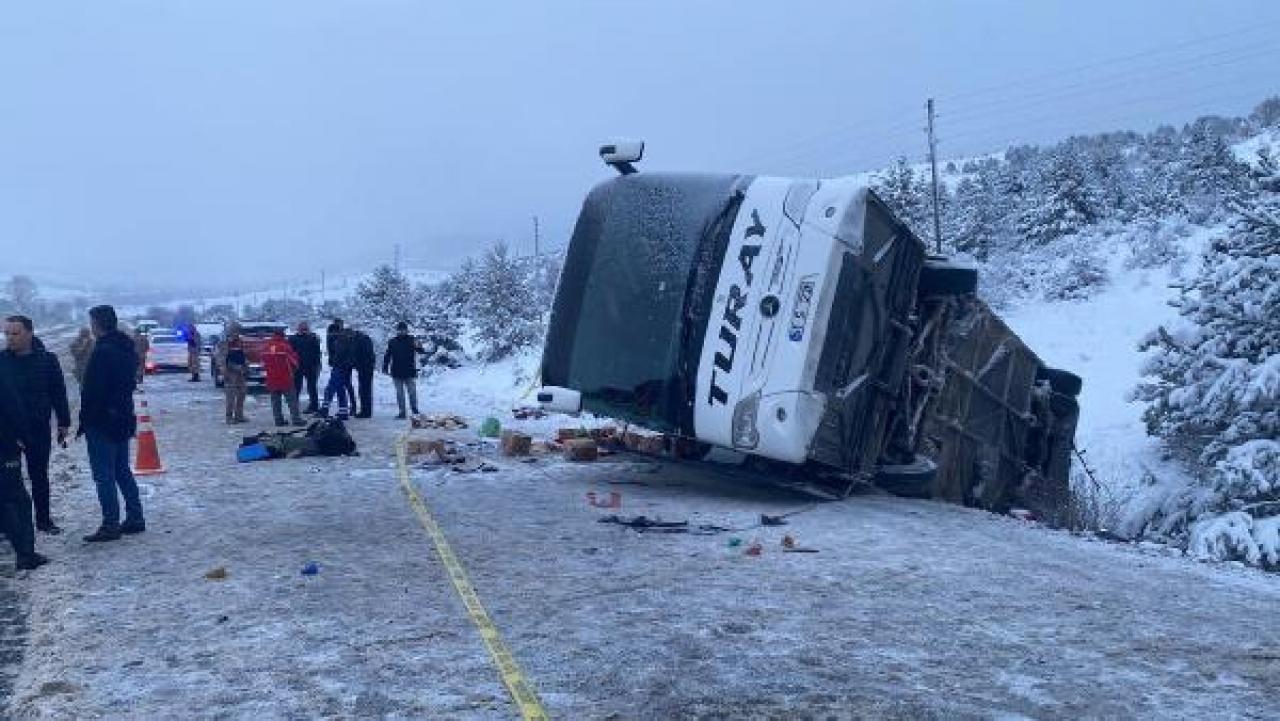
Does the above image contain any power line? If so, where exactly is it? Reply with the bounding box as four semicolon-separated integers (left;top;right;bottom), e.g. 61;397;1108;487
938;17;1280;104
735;18;1280;176
940;41;1280;127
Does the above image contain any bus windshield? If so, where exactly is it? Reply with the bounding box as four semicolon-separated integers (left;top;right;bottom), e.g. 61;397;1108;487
542;172;747;431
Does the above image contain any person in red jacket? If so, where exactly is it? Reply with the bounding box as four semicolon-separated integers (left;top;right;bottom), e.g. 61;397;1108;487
262;329;304;426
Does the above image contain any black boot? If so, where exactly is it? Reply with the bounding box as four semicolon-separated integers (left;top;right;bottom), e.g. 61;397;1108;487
84;525;122;542
120;518;146;535
36;518;62;535
15;553;49;571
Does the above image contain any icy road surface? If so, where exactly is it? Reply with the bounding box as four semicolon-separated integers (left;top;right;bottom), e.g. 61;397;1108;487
4;373;1278;720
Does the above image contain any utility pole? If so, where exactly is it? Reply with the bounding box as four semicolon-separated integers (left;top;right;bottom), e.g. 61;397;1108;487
926;97;943;255
532;215;541;257
320;271;326;307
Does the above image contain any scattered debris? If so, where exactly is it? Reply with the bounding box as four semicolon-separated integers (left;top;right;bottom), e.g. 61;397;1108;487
586;491;622;509
781;534;819;553
622;429;666;455
1010;508;1037;522
744;542;763;557
412;413;469;430
598;515;686;532
301;562;320;576
479;417;502;438
406;437;447;457
453;459;499;474
511;406;547;420
598;514;731;535
500;430;533;457
727;537;743;548
761;514;788;527
204;566;228;581
565;438;599;462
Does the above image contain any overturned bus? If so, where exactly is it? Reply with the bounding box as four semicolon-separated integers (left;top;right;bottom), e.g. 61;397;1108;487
537;143;1081;517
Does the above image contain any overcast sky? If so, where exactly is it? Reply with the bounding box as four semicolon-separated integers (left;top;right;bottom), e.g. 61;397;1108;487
2;0;1278;292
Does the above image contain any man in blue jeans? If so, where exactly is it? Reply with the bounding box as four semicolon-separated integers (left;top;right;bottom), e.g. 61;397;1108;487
78;305;145;542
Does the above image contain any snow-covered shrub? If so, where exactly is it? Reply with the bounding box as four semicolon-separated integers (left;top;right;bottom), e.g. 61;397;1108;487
1044;250;1109;301
1132;150;1280;568
1123;217;1191;271
1188;511;1261;565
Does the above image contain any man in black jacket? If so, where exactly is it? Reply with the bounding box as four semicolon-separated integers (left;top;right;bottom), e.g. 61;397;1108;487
0;362;47;571
3;315;72;534
289;321;322;414
79;305;145;543
351;327;377;418
320;323;355;420
382;322;424;419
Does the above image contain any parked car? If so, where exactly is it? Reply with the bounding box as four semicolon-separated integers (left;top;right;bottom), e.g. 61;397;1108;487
144;332;189;374
536;143;1080;517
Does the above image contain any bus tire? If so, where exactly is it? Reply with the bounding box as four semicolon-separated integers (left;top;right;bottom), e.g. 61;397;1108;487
1038;367;1083;397
919;259;979;296
874;457;937;499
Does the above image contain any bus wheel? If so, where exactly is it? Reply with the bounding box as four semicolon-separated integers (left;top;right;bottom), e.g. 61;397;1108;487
919;258;979;296
1037;367;1083;397
874;456;937;499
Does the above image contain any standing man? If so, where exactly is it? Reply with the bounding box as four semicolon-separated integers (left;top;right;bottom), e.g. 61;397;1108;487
2;316;72;535
130;326;149;385
320;324;354;420
289;321;322;414
79;305;145;542
383;322;424;419
263;329;304;426
184;323;202;382
69;327;95;386
352;327;377;418
215;324;249;424
0;357;47;571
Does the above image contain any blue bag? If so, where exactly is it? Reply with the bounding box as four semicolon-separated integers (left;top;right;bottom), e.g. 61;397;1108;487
237;443;271;463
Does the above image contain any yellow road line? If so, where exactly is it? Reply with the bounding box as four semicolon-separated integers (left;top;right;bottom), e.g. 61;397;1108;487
395;437;550;721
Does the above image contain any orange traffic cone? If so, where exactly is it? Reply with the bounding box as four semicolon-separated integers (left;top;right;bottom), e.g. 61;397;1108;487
133;391;165;476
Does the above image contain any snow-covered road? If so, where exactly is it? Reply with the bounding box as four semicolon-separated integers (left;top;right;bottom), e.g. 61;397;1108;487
4;373;1279;719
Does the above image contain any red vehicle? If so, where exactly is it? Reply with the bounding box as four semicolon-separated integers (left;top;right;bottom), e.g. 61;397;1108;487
212;321;289;388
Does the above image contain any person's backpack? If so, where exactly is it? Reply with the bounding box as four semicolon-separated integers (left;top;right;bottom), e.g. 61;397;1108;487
306;418;357;456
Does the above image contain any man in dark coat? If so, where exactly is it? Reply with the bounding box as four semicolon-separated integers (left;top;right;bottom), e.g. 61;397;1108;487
0;361;47;571
79;305;146;543
289;321;323;414
351;327;377;418
382;322;424;419
2;315;72;534
320;323;355;420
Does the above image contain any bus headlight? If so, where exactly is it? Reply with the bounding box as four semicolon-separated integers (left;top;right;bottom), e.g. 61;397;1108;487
731;392;761;449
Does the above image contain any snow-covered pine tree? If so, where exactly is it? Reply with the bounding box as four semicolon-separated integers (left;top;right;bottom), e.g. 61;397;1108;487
413;283;462;345
951;158;1014;259
352;264;417;338
1181;121;1249;221
1082;133;1139;221
469;241;543;361
1017;148;1097;244
1134;147;1280;566
1134;126;1186;219
1250;96;1280;130
874;157;930;239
